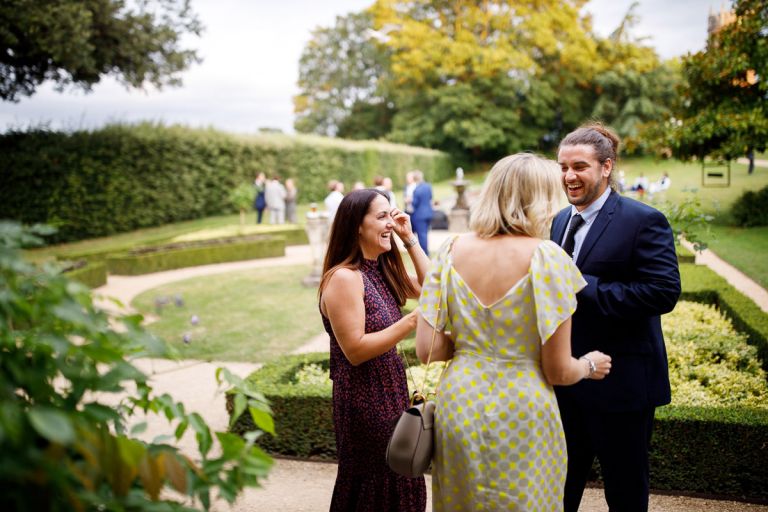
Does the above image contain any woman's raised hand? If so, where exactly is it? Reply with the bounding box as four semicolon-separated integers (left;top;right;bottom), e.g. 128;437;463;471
390;207;414;241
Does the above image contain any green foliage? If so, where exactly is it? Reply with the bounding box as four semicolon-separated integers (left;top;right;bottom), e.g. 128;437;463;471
680;263;768;374
651;405;768;500
654;0;768;162
0;221;274;510
229;183;256;227
294;11;393;138
106;235;285;275
62;260;107;288
655;194;714;252
0;124;452;243
664;302;768;408
291;1;678;158
731;185;768;227
0;0;202;101
228;353;336;459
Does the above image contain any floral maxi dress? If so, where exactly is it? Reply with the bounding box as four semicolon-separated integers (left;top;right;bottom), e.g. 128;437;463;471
420;239;586;511
323;258;427;511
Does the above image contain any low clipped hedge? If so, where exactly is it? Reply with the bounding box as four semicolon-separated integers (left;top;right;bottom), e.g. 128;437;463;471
228;353;334;459
652;405;768;499
107;235;284;275
61;261;107;288
679;263;768;374
230;353;768;500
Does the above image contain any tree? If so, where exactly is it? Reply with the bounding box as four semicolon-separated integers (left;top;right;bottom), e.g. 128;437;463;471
370;0;601;156
293;11;393;138
0;0;202;102
657;0;767;172
588;3;681;153
230;183;255;227
0;221;274;510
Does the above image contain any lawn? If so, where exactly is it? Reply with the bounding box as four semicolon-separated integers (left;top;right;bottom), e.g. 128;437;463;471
706;225;768;289
618;157;768;219
132;264;323;363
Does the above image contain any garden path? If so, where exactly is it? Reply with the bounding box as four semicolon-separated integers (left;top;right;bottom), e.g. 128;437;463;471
94;231;768;511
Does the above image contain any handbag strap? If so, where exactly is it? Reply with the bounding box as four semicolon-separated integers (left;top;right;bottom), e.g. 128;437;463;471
401;235;457;406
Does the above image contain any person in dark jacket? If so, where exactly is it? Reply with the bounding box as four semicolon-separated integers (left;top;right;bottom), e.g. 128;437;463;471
253;172;267;224
551;123;681;512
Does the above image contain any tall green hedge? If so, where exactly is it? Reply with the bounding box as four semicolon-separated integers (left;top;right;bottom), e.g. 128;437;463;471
0;124;453;242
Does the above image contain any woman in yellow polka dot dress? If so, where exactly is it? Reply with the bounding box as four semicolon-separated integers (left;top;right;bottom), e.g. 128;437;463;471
415;153;612;511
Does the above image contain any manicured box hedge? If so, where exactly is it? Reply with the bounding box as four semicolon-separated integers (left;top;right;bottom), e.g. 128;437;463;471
679;263;768;373
106;235;284;275
0;124;452;243
61;261;107;288
230;352;768;501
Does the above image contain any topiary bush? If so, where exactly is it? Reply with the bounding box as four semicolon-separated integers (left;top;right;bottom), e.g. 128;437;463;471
731;185;768;227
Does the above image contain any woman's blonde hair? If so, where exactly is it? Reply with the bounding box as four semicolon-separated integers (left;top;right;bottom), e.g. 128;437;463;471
469;153;561;239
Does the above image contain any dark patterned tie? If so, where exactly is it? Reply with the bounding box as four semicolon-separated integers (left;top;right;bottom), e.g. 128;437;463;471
562;214;585;258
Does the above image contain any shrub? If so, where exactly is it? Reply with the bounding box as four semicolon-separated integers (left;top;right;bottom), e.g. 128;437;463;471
680;263;768;374
61;260;107;288
0;221;275;510
731;185;768;227
0;124;453;243
106;234;285;275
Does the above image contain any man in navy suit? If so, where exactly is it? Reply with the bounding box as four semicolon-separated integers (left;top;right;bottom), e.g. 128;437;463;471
410;170;433;254
551;123;681;512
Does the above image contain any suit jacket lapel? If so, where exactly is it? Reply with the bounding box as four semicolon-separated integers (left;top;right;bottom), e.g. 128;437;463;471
575;190;619;267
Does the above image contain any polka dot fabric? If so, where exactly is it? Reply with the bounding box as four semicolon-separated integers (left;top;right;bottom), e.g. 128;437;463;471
419;238;586;511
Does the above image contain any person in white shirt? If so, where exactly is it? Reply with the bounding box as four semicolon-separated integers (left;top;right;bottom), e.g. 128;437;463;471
324;180;345;221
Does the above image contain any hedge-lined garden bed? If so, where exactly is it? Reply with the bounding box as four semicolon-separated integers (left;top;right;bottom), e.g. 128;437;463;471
107;234;284;275
60;260;107;288
680;264;768;373
229;263;768;500
0;124;452;243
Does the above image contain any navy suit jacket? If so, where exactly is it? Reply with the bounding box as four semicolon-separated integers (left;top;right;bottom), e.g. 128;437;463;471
411;182;433;222
551;190;681;412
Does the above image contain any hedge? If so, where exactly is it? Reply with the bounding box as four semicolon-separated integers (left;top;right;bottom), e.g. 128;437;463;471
54;225;308;264
0;124;453;243
61;261;107;288
229;353;768;501
679;263;768;374
106;235;284;275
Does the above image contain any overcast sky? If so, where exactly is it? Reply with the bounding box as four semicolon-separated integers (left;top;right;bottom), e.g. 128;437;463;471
0;0;721;135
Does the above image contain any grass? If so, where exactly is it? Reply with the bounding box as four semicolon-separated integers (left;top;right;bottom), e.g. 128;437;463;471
706;225;768;289
618;157;768;219
131;264;323;363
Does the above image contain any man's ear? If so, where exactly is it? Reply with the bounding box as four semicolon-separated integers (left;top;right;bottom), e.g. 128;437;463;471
602;158;613;178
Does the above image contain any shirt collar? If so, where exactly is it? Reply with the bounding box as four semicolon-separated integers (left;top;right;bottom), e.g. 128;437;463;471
570;186;612;225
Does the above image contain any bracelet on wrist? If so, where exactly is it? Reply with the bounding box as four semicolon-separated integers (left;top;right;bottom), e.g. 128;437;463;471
403;237;419;249
580;356;596;379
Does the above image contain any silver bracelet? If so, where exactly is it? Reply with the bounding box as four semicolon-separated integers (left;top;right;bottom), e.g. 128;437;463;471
580;356;596;379
403;237;419;249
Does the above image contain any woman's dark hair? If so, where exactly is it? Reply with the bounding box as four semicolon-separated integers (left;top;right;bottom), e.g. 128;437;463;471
319;189;416;306
559;122;621;191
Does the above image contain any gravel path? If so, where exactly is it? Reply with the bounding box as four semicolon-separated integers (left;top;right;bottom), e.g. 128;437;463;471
95;232;768;511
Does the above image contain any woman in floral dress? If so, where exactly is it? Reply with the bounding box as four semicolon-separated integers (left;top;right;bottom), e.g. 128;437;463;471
416;154;612;511
319;189;430;511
